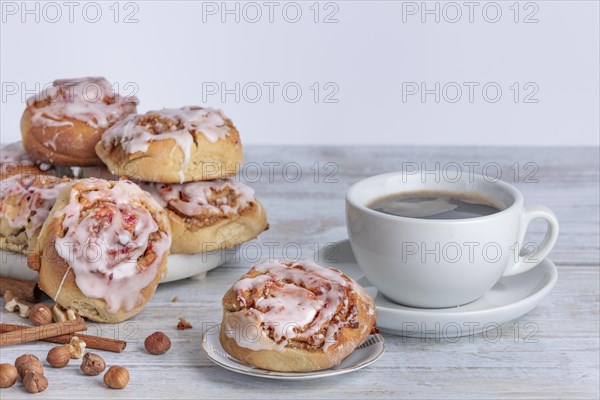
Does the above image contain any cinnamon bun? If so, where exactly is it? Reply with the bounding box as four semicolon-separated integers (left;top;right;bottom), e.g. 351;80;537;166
32;179;171;323
1;142;53;179
144;178;267;254
95;106;242;183
21;77;137;166
220;260;376;372
0;174;70;254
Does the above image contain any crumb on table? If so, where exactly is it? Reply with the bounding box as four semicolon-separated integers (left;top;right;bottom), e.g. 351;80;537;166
177;317;192;330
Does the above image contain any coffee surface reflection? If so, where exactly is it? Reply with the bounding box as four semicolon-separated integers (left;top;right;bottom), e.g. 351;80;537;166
367;190;502;219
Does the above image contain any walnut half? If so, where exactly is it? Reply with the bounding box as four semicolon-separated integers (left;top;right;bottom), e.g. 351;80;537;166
51;303;78;322
4;291;31;318
64;336;86;359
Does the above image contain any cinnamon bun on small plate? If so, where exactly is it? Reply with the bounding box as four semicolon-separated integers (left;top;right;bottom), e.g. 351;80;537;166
202;260;385;379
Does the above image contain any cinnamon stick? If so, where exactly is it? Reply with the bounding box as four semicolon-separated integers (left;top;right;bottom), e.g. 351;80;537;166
0;276;41;302
0;323;126;353
0;318;86;347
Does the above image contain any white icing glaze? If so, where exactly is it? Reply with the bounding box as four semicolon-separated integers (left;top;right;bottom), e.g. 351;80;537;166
144;178;255;217
53;180;171;313
53;266;72;303
27;77;137;129
0;174;69;237
224;309;288;352
100;106;232;182
227;260;358;352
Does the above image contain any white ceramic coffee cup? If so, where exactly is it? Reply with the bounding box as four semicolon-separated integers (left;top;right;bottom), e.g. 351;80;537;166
346;171;559;308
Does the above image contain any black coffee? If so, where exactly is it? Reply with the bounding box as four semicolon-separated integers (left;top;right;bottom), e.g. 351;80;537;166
367;190;502;219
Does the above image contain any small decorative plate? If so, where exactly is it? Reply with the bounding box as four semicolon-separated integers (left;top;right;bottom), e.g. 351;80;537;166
201;326;385;380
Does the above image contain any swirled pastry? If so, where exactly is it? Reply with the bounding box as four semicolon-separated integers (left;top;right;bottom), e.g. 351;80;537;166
21;77;137;166
144;178;267;254
32;179;171;323
1;142;53;179
220;260;376;372
95;106;242;183
0;174;70;254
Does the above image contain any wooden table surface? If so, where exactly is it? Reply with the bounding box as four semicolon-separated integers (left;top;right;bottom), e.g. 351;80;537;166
1;146;598;399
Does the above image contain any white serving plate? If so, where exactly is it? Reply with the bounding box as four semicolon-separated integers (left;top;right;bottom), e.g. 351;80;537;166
162;251;232;282
0;249;230;283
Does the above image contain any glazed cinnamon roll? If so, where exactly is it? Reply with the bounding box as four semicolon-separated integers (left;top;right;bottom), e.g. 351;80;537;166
0;174;70;254
220;260;376;372
95;106;242;183
1;141;53;179
21;77;137;166
144;178;267;254
31;179;171;323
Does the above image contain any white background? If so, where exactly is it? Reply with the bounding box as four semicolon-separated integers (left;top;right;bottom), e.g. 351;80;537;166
1;1;598;146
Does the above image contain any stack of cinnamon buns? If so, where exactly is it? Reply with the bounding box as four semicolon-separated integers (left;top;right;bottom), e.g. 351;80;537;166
2;76;377;373
1;77;268;323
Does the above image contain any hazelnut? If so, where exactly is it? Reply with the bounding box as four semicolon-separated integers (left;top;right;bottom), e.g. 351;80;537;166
0;363;18;388
103;365;129;389
29;303;53;325
144;331;171;355
17;360;44;379
23;372;48;393
80;353;106;376
46;346;71;368
14;354;39;371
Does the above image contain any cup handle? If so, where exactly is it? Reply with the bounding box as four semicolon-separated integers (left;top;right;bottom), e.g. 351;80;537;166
502;205;559;277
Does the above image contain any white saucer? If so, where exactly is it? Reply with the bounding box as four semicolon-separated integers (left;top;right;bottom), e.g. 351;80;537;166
0;249;230;283
317;240;558;338
202;326;385;380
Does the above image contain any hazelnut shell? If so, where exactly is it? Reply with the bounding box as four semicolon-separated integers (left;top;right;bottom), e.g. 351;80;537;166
18;360;44;379
29;303;53;325
144;331;171;355
47;346;71;368
104;365;129;389
23;372;48;393
0;363;18;388
80;353;106;376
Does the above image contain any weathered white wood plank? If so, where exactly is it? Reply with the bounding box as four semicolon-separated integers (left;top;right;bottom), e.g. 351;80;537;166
0;146;598;399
